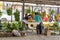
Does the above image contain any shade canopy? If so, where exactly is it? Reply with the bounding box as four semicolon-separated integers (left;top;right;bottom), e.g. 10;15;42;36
0;0;60;5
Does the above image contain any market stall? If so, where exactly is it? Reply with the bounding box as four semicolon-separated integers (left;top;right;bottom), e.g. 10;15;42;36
0;0;60;36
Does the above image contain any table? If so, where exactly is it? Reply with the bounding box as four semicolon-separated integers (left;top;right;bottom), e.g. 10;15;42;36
22;20;55;28
23;20;56;35
22;20;40;28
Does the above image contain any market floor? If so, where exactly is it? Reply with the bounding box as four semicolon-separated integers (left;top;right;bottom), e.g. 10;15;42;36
0;31;60;40
0;34;60;40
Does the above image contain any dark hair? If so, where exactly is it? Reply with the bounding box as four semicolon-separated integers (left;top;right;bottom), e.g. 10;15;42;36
31;24;33;27
35;12;37;15
25;14;27;16
35;12;39;15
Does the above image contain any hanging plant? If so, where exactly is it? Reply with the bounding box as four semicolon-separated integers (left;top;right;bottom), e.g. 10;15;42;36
49;10;54;22
50;10;54;15
7;8;12;22
14;9;20;21
7;8;12;16
26;9;31;14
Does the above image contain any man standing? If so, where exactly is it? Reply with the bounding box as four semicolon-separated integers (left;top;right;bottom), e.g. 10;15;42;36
34;12;42;22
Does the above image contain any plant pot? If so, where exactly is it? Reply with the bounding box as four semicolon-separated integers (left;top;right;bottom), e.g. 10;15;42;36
51;32;56;35
47;30;51;36
44;28;51;36
20;31;26;36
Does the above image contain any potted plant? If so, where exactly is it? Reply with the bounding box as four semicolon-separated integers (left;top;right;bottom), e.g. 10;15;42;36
50;10;54;15
14;21;25;36
14;9;20;21
18;22;26;36
49;10;54;22
2;22;14;32
2;22;7;30
0;10;2;17
7;8;12;22
18;22;24;31
51;32;56;35
26;9;31;14
6;22;12;32
44;24;51;36
54;14;60;21
53;22;59;31
51;22;59;35
0;10;2;30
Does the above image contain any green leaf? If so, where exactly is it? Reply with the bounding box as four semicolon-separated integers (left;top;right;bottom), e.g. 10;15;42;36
50;10;54;15
14;9;20;21
26;9;31;13
53;22;59;31
7;8;12;16
0;11;2;17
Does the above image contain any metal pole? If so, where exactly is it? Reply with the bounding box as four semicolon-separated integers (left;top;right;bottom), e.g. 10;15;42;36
32;6;33;13
57;8;59;14
22;0;25;20
11;3;13;22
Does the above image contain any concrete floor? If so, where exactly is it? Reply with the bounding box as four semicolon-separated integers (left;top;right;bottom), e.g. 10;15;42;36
0;32;60;40
0;35;60;40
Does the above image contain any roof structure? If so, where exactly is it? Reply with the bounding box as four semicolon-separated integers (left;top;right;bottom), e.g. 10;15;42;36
0;0;60;5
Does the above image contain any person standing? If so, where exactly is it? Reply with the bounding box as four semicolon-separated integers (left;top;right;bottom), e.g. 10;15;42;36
34;12;42;22
36;22;44;34
33;12;44;34
36;23;42;34
24;14;28;20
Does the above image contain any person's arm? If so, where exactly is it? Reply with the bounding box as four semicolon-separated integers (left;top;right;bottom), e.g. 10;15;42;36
39;16;42;22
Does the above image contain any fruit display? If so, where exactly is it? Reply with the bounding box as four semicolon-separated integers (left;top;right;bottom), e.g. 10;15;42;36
27;16;34;22
54;14;60;21
41;11;46;19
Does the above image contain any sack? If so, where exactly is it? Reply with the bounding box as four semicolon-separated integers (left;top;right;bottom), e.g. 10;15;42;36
12;30;21;37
